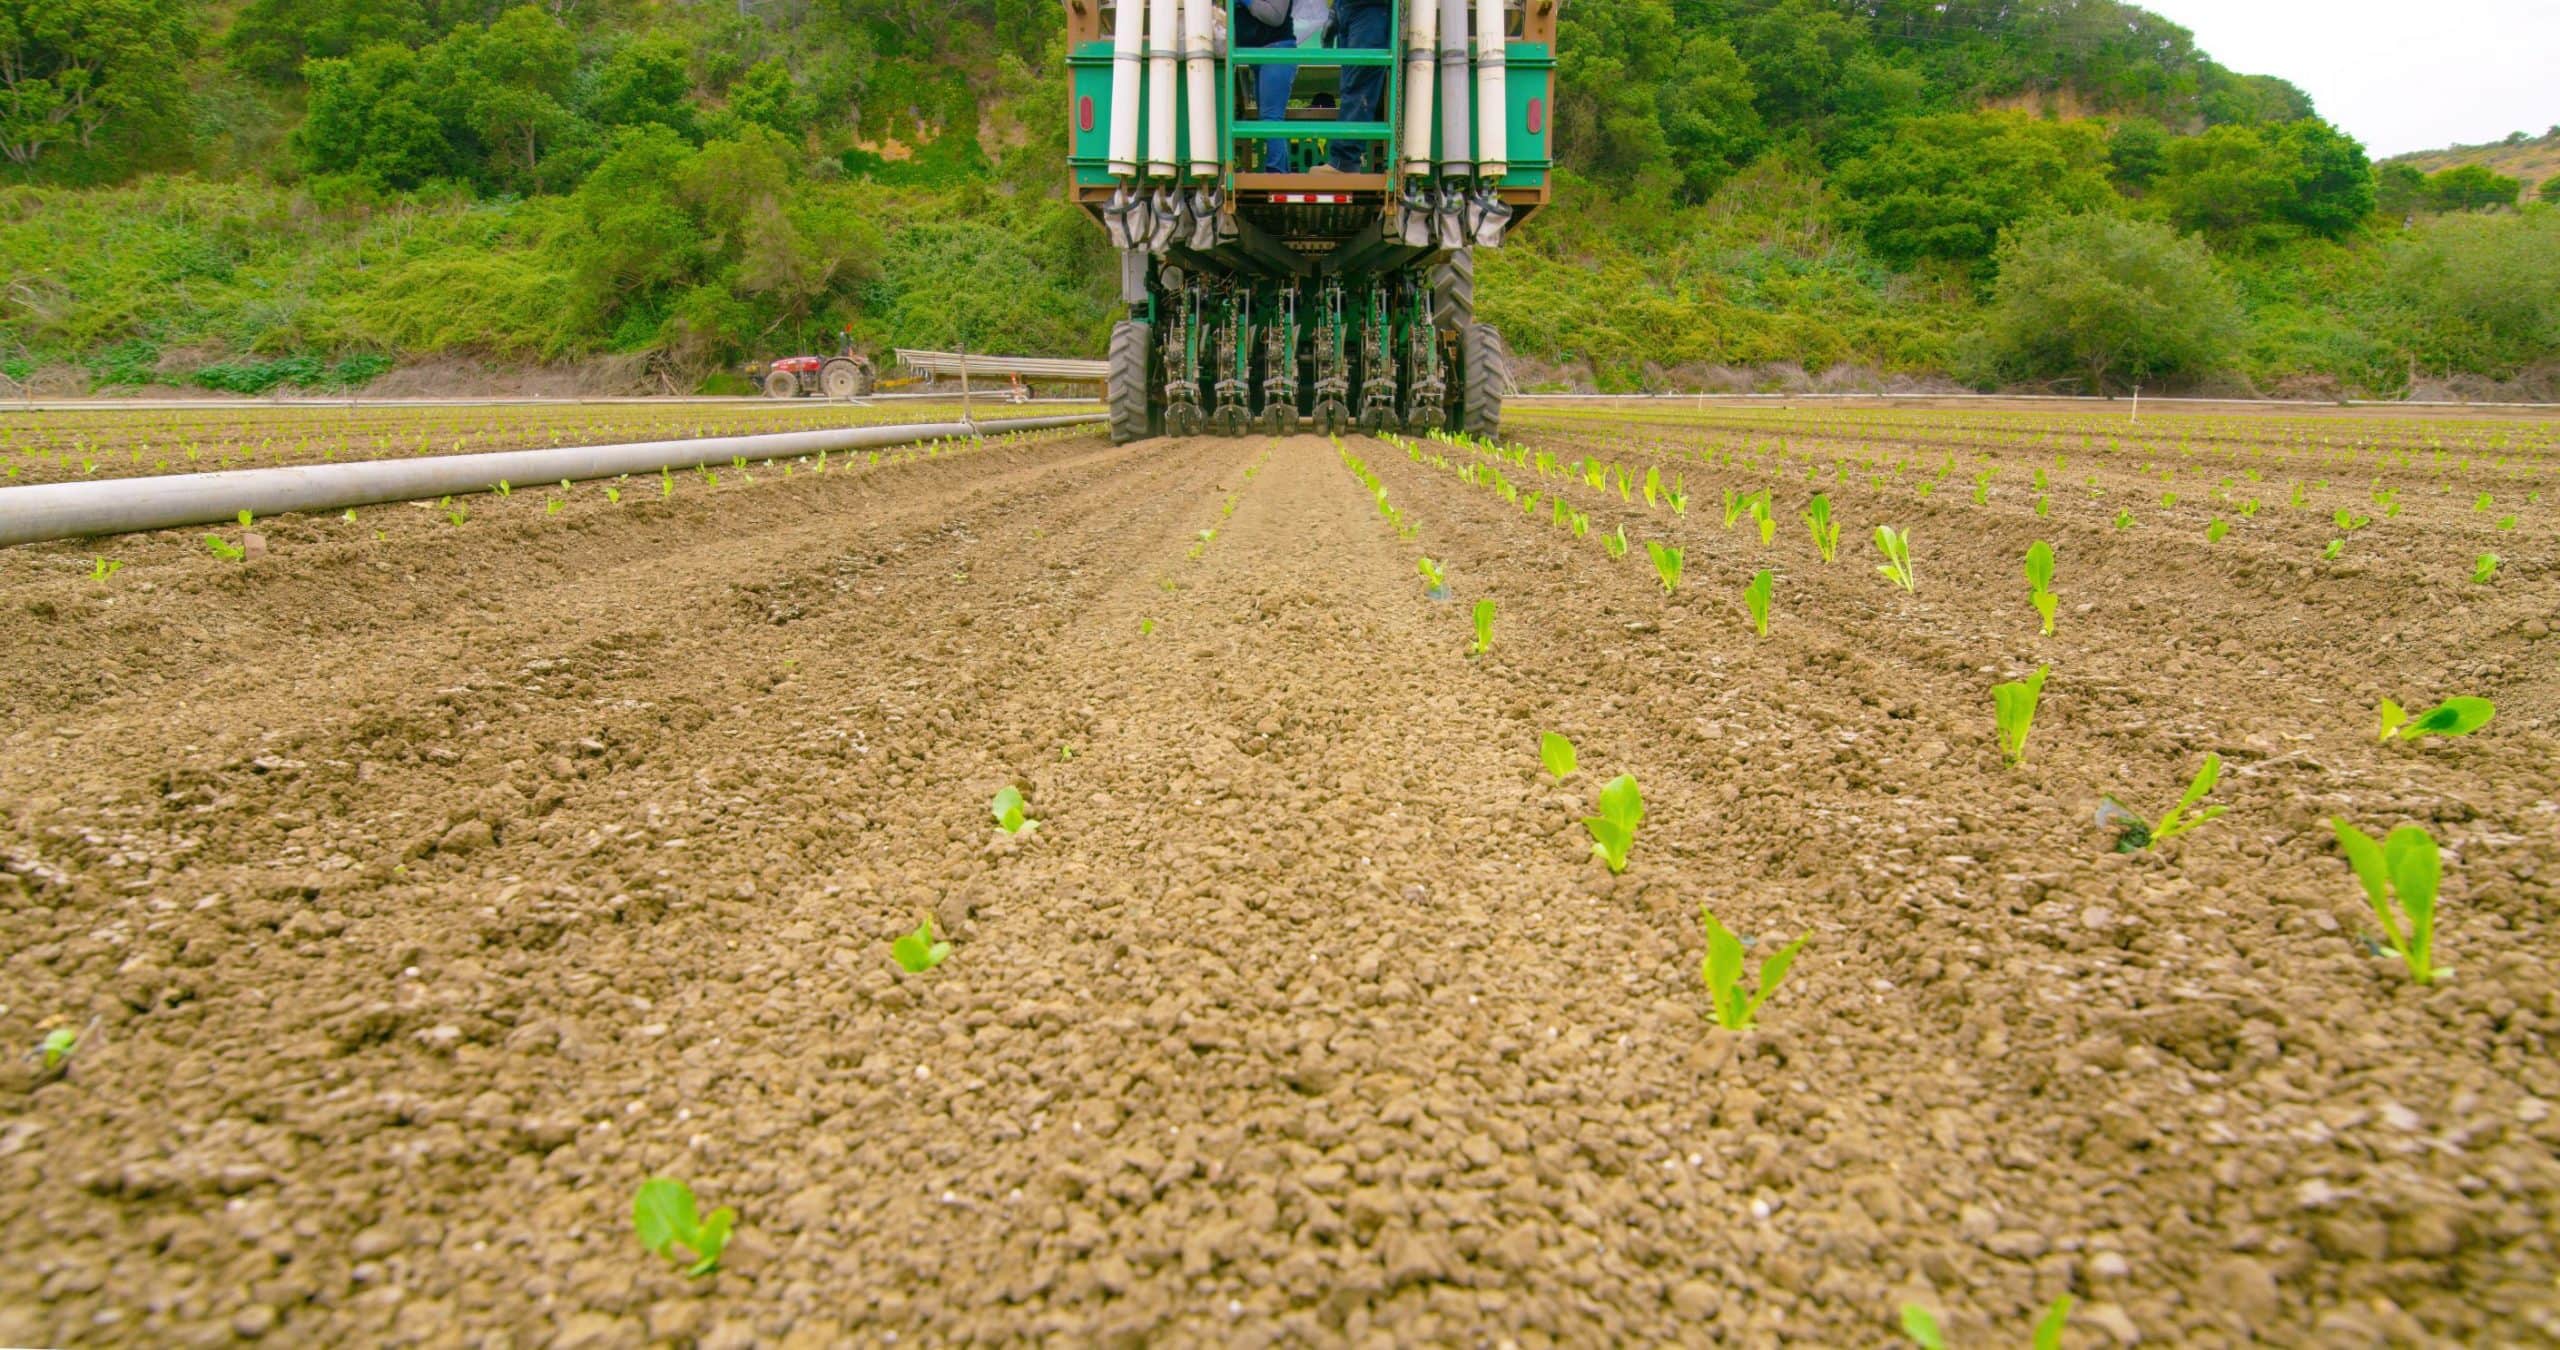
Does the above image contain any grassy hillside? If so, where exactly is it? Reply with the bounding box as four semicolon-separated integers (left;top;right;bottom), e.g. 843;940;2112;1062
2387;129;2560;199
2;0;2555;399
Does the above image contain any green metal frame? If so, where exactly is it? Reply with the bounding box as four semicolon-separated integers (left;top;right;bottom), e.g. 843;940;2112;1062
1220;0;1402;184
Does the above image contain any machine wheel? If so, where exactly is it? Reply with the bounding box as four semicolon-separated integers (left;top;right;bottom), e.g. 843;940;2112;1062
762;370;799;399
1107;320;1154;445
821;358;873;399
1461;324;1508;441
1432;251;1476;332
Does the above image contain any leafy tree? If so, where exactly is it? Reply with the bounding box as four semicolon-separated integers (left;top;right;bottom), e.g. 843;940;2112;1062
727;58;805;140
2385;212;2560;376
2270;119;2372;236
452;7;578;188
2541;176;2560;205
2376;161;2429;219
0;0;198;179
2425;163;2521;213
296;7;579;193
298;43;464;190
1556;2;1761;201
582;34;698;141
1982;213;2243;392
1735;0;1868;127
227;0;428;84
2158;119;2371;240
1834;112;2113;270
2106;118;2169;191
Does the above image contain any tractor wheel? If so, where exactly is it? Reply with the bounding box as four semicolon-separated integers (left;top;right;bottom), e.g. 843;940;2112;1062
762;370;799;399
821;358;873;400
1107;320;1155;445
1432;250;1476;331
1461;323;1508;441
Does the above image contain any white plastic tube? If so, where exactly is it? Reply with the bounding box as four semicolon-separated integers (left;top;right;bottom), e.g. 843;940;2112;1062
1400;0;1440;178
1181;0;1218;178
1475;0;1508;180
1146;0;1179;176
1108;0;1145;177
0;417;1107;549
1437;0;1471;176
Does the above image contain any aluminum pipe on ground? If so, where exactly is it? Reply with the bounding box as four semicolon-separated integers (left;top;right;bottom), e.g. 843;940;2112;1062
0;415;1104;549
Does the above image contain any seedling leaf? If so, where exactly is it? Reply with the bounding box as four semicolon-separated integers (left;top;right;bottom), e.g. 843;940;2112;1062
1992;666;2049;767
2397;696;2493;741
1540;732;1577;780
2032;1296;2076;1350
991;786;1037;835
1900;1304;1947;1350
634;1177;736;1277
1583;774;1643;873
891;919;952;974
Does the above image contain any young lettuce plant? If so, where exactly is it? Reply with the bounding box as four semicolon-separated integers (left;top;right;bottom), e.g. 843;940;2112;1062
1873;526;1916;592
1748;493;1775;545
1744;568;1773;637
633;1178;737;1277
1645;540;1684;595
2376;696;2494;742
891;917;953;973
2472;553;2499;584
1804;494;1839;562
1993;666;2050;767
2023;540;2057;636
204;534;246;563
1603;524;1629;560
991;786;1038;835
1583;774;1643;873
1699;907;1806;1031
2099;754;2225;852
1540;732;1577;780
1901;1297;2074;1350
2331;819;2443;984
1417;557;1448;597
1471;599;1494;657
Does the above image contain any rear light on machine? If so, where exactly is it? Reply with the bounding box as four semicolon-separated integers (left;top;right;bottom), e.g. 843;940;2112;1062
1268;193;1352;204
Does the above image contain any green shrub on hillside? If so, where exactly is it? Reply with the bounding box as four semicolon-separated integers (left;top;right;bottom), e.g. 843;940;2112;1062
1980;214;2243;393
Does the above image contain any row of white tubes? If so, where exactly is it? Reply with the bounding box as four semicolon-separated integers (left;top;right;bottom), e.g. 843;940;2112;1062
1104;0;1510;183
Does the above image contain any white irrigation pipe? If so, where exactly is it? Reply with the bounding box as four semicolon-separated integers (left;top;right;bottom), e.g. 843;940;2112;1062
0;413;1103;549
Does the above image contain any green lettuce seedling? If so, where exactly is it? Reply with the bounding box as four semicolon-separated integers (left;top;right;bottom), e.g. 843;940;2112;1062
1583;774;1643;873
2023;540;2057;636
2115;510;2134;530
1700;907;1805;1031
1804;494;1839;562
38;1026;78;1072
991;786;1037;835
2206;518;2229;543
2377;696;2493;742
2106;753;2226;851
1471;599;1494;657
1901;1296;2073;1350
2472;553;2499;584
1604;525;1629;560
892;917;953;973
1744;568;1772;637
89;558;123;582
1418;557;1448;596
1722;487;1748;529
633;1178;737;1277
2322;537;2344;560
204;535;245;562
1748;493;1775;545
2331;819;2443;983
1993;665;2049;767
1540;732;1577;780
1645;540;1683;595
1873;526;1915;592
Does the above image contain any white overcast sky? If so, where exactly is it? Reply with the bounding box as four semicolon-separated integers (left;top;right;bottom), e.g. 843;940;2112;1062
2137;0;2560;157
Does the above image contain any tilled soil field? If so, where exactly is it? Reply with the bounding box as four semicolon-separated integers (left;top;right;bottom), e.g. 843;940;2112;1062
2;413;2556;1347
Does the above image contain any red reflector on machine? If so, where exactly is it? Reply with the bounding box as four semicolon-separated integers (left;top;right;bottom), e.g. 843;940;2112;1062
1528;99;1545;134
1078;97;1095;132
1269;193;1352;204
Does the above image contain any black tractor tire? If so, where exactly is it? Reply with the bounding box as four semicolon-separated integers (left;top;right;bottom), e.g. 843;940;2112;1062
1432;250;1476;332
1461;323;1508;441
762;369;800;399
821;358;873;400
1107;320;1154;445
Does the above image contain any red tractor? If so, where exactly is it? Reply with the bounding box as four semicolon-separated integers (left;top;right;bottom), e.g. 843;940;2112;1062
751;337;878;399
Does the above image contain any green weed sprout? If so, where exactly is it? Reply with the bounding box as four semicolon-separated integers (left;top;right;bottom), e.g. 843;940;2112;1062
1873;525;1915;592
991;786;1038;835
2023;540;2057;636
1804;494;1839;562
1604;524;1629;560
1700;907;1805;1031
1583;774;1644;874
1471;599;1494;657
2206;518;2229;543
633;1178;737;1277
2331;819;2443;984
1901;1297;2074;1350
2376;696;2493;742
38;1026;78;1071
1992;665;2050;767
1744;568;1772;637
2472;553;2499;584
204;534;246;562
1645;540;1684;595
892;917;953;973
89;557;123;582
1417;557;1448;596
1540;732;1578;780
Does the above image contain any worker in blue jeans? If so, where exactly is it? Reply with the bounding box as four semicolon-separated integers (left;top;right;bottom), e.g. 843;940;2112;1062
1324;0;1390;172
1240;1;1329;173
